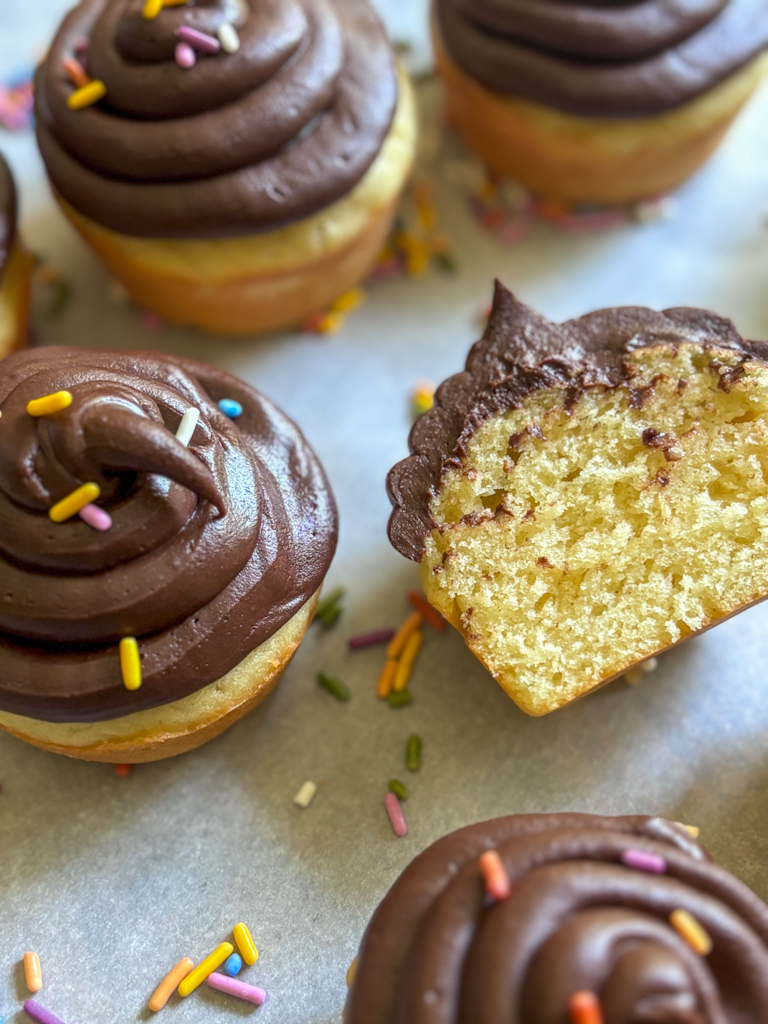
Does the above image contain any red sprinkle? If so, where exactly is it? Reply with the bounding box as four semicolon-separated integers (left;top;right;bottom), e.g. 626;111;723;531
348;629;396;650
479;850;511;901
407;590;445;632
569;991;604;1024
114;764;132;778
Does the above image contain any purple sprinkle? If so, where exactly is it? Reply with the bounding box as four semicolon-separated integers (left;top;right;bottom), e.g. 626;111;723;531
174;42;196;69
79;503;112;531
24;1001;67;1024
348;629;396;650
177;25;221;54
621;848;667;874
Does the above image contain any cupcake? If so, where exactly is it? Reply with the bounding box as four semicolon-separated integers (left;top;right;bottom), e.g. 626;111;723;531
433;0;768;205
0;154;33;356
34;0;416;335
346;812;768;1022
0;347;337;761
388;282;768;715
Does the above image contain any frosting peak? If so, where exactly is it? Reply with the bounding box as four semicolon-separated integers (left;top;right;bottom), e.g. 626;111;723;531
35;0;398;238
0;348;337;721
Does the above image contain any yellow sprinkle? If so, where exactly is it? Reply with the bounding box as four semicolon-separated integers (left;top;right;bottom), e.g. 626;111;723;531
377;658;397;700
393;629;423;693
143;0;163;17
49;482;100;523
318;312;344;334
331;288;367;315
178;942;234;996
233;922;258;965
119;637;142;692
675;822;701;839
670;909;712;956
416;202;437;232
346;957;359;989
387;611;423;660
67;80;107;110
412;384;435;417
27;390;73;417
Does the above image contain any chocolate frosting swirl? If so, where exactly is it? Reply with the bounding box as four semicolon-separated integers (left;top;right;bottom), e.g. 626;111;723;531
0;348;337;722
387;282;768;561
0;155;17;288
34;0;398;238
435;0;768;117
347;813;768;1024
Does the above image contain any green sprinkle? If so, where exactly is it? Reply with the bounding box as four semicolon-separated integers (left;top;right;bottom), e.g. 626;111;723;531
317;604;342;629
315;587;344;629
317;671;350;702
406;734;422;772
389;779;409;801
47;279;72;318
434;252;459;274
388;690;412;708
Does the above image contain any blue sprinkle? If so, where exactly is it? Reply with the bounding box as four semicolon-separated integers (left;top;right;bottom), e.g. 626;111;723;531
223;953;243;977
218;398;243;419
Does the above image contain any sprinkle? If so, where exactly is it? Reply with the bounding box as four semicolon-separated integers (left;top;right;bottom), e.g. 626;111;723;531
233;923;258;966
389;779;409;801
317;311;344;335
62;57;90;89
148;958;194;1012
318;671;350;702
387;611;423;660
479;850;511;901
294;780;318;808
434;251;458;274
315;586;344;629
569;991;604;1024
114;764;132;778
218;398;243;419
175;407;200;447
669;909;712;956
24;952;42;994
49;482;101;523
675;822;701;839
412;382;434;418
407;590;445;631
222;953;242;977
119;637;142;692
175;43;196;69
377;659;397;699
23;1001;67;1024
384;792;408;837
621;848;667;874
207;973;266;1006
27;390;73;417
349;629;395;650
392;629;423;693
177;26;221;54
143;0;164;17
46;279;73;319
346;957;359;989
140;310;165;332
178;943;234;997
78;504;112;531
67;80;106;110
331;288;366;315
406;734;421;772
387;690;412;708
217;23;241;54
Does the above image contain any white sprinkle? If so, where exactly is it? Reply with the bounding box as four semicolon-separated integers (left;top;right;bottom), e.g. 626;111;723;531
294;781;317;809
631;196;678;224
175;407;200;447
642;657;659;674
666;447;684;461
217;23;240;53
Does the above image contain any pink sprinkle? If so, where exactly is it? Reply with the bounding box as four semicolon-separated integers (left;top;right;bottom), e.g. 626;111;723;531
174;42;196;69
140;310;166;332
384;792;407;838
498;218;533;246
621;848;667;874
79;503;112;531
348;629;396;650
207;972;266;1005
177;26;221;54
479;849;511;901
74;37;90;58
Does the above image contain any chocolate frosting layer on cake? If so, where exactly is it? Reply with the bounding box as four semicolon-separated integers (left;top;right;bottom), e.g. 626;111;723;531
0;348;337;722
388;282;768;561
435;0;768;117
35;0;398;238
0;156;17;288
347;813;768;1023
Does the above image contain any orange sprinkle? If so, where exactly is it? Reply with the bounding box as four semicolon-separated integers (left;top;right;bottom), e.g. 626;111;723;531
407;590;445;632
670;909;712;956
479;850;511;901
377;659;397;700
392;629;422;693
346;957;359;989
149;957;195;1012
63;57;90;88
386;611;423;660
569;991;604;1024
114;764;132;778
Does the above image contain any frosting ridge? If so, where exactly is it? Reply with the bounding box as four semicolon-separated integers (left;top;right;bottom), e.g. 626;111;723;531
0;348;337;722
